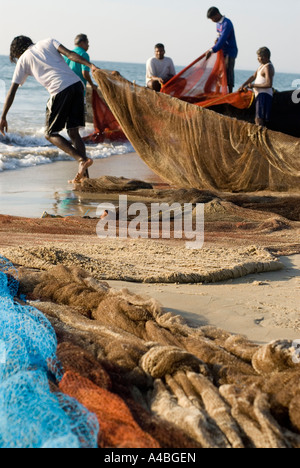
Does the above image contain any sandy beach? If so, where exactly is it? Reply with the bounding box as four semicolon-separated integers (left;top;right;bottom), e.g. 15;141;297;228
0;152;299;345
108;253;300;345
0;2;299;448
1;151;300;448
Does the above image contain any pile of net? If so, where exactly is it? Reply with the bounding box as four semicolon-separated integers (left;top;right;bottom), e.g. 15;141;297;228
0;256;99;448
5;258;300;449
2;242;284;285
92;68;300;192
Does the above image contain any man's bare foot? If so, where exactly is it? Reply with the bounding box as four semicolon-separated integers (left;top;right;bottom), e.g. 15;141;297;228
78;158;93;177
68;158;93;184
99;210;109;220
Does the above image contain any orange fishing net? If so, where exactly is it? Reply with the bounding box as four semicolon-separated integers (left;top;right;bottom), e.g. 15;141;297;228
59;371;160;448
161;51;253;109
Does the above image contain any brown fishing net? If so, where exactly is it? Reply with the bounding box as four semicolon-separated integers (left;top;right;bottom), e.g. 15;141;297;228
85;51;252;144
92;69;300;192
13;264;300;448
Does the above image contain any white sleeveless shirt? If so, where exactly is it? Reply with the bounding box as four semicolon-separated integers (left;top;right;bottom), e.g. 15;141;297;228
254;63;274;97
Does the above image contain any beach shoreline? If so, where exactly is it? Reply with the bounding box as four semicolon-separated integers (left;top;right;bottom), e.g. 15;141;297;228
0;152;162;218
0;151;299;345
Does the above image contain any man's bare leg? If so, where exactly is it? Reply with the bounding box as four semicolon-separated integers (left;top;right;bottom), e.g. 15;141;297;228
46;132;93;182
46;133;82;160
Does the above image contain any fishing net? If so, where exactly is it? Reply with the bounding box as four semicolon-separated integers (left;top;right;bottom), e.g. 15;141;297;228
0;256;99;448
84;89;127;143
161;51;253;109
16;263;300;448
59;371;160;448
85;51;252;144
92;68;300;192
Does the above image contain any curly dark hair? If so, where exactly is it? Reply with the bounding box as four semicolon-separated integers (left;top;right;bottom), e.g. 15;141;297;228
207;7;221;19
10;36;33;63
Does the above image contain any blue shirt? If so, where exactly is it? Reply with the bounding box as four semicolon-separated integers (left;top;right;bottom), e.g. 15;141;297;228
212;17;238;59
64;46;90;87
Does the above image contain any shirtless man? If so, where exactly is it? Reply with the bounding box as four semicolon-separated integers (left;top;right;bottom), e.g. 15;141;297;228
0;36;98;182
239;47;275;127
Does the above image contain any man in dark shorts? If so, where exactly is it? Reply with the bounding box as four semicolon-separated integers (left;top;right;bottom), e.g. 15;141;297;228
239;47;275;127
205;7;238;93
0;36;98;183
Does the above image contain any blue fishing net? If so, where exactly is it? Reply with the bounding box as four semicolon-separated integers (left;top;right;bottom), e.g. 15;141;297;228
0;256;99;448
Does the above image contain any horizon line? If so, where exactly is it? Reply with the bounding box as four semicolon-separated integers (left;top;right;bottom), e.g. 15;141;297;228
0;54;298;76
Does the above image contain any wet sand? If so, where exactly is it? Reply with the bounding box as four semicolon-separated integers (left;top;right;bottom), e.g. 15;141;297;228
0;152;162;218
0;151;299;345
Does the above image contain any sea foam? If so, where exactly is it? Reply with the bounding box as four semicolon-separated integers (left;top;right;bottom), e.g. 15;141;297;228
0;130;134;172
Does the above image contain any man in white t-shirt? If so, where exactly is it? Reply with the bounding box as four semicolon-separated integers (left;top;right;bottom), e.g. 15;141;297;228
0;36;98;183
146;44;176;92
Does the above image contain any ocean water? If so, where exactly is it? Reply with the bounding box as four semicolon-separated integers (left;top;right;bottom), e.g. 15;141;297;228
0;54;298;174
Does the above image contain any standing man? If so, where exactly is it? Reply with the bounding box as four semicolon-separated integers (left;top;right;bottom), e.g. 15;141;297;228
206;7;238;93
0;36;98;183
239;47;275;127
146;44;176;92
64;34;97;92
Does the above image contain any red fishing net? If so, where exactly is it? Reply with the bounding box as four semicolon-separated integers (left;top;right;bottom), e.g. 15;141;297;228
84;89;127;143
87;51;253;143
161;51;253;109
59;371;160;448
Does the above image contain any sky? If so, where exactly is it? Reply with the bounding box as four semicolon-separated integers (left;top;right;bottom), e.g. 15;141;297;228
1;0;299;74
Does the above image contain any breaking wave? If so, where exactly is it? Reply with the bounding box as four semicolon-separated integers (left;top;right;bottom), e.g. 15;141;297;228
0;129;134;173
